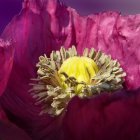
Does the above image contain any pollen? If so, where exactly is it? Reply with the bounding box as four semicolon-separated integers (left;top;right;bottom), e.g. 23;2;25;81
58;56;99;93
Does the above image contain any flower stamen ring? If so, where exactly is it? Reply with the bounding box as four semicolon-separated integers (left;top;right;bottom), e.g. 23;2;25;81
30;46;126;116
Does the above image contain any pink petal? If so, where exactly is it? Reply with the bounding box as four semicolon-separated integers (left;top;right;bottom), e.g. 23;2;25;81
1;0;140;139
72;11;140;90
0;39;14;95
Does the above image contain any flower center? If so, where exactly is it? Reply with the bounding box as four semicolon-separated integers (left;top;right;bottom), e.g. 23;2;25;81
58;56;99;93
31;46;126;116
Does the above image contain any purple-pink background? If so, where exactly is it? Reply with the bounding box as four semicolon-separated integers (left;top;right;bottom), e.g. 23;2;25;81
0;0;140;34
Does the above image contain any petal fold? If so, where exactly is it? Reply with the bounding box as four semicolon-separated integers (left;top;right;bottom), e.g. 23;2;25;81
0;106;31;140
0;120;32;140
0;39;14;95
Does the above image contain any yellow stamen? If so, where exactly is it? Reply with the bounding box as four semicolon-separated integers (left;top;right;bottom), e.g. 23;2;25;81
58;56;99;93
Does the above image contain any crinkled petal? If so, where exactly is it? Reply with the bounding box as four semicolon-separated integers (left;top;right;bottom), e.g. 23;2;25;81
1;0;140;139
0;39;14;95
71;11;140;90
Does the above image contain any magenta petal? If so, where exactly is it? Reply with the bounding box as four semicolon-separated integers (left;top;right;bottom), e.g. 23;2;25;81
0;120;32;140
0;39;14;95
0;106;31;140
0;106;8;121
71;12;140;90
61;90;140;140
1;0;75;139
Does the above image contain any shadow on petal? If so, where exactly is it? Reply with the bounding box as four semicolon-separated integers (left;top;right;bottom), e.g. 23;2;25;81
0;120;32;140
0;106;32;140
62;89;140;140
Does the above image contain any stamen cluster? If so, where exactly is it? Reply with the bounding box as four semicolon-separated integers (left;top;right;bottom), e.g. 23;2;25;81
30;46;126;116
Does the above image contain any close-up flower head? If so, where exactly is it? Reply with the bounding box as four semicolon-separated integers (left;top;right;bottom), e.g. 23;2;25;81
0;0;140;140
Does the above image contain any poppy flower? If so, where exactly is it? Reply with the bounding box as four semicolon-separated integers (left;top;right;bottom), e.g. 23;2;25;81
1;0;140;140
